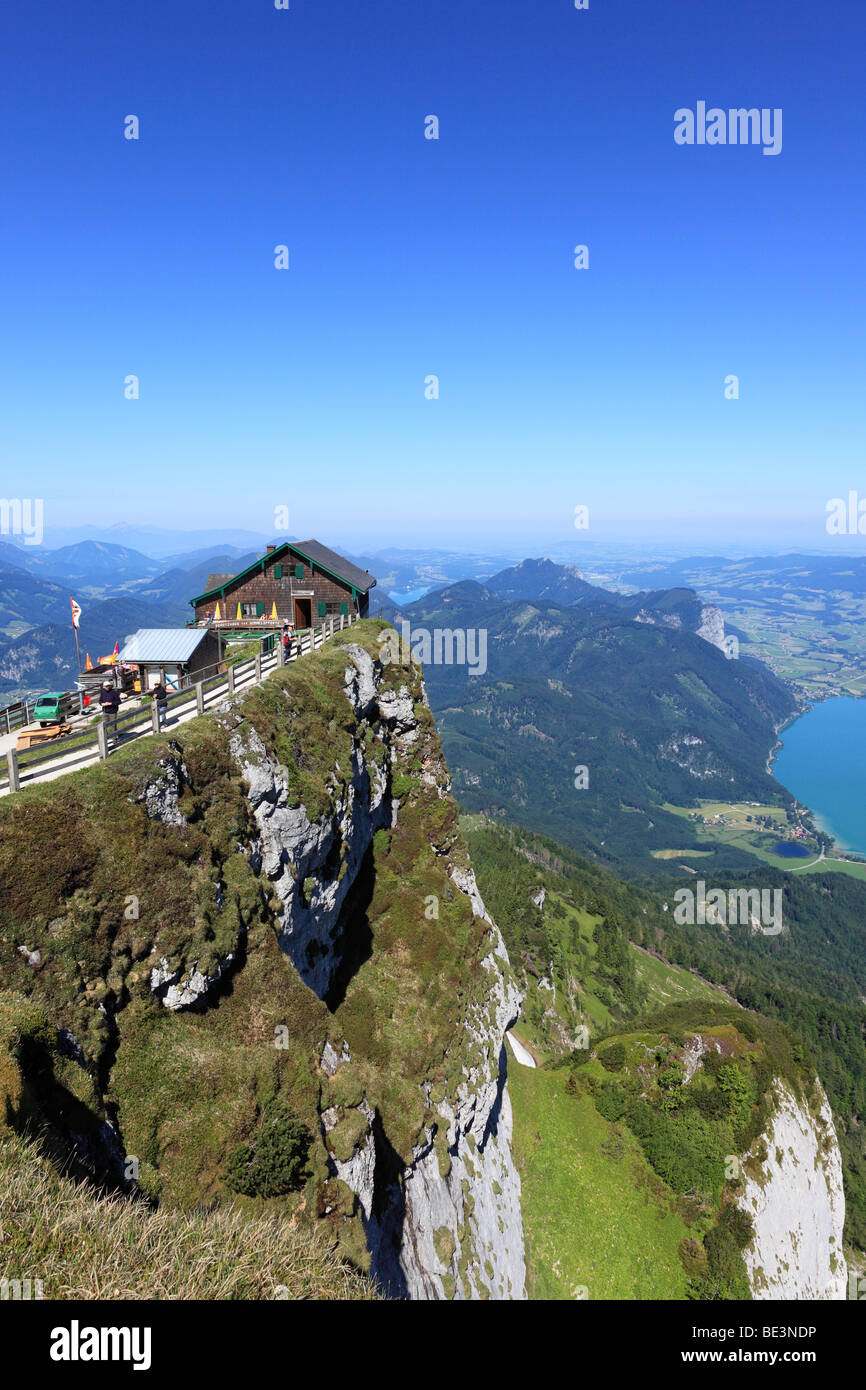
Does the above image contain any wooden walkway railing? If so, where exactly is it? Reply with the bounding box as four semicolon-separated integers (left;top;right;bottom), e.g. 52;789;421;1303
1;614;360;798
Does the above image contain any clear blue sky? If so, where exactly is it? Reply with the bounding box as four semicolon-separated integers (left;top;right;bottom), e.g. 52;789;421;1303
1;0;863;552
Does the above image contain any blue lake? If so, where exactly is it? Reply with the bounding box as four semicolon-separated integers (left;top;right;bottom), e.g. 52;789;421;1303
773;696;866;854
773;841;811;859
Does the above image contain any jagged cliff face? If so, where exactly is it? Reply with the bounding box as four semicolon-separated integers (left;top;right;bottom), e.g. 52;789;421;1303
0;623;525;1300
738;1080;847;1300
226;643;525;1297
322;858;524;1299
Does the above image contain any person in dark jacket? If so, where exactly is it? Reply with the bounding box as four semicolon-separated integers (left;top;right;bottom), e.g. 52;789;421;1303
152;679;169;728
99;680;121;743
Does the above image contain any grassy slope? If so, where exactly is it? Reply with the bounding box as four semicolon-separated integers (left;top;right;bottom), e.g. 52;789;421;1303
629;945;728;1012
509;1063;691;1300
0;1129;374;1300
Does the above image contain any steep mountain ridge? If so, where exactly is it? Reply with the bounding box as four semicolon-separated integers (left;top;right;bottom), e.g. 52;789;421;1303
487;557;727;651
0;621;524;1298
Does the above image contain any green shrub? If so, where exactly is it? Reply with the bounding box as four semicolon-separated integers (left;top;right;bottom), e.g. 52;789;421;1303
599;1042;626;1072
703;1223;751;1298
717;1201;754;1251
625;1100;727;1196
678;1235;709;1279
224;1098;313;1199
686;1086;729;1120
594;1080;628;1122
717;1061;755;1126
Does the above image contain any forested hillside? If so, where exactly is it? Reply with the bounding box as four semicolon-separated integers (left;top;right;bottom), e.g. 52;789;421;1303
410;580;797;874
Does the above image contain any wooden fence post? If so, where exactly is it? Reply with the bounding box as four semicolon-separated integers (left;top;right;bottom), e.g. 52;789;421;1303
97;721;108;760
255;654;262;682
195;682;205;714
226;664;235;694
151;703;160;734
6;748;19;794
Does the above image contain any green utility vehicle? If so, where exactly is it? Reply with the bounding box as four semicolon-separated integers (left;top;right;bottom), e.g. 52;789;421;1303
33;692;75;727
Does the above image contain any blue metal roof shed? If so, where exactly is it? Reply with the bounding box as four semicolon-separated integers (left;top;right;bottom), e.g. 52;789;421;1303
117;628;224;691
118;629;212;664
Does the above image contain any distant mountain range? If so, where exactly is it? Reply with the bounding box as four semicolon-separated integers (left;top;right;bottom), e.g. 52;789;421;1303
2;525;275;558
0;533;427;697
131;552;261;607
0;544;809;740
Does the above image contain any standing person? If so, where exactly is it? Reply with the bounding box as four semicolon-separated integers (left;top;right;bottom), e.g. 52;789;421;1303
282;623;294;663
99;679;120;745
152;677;168;729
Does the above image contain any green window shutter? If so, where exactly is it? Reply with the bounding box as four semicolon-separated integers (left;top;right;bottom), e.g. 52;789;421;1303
317;602;327;618
256;602;265;617
339;602;348;616
295;564;304;580
273;564;282;579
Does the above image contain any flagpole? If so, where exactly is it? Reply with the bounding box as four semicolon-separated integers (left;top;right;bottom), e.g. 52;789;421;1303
71;598;82;674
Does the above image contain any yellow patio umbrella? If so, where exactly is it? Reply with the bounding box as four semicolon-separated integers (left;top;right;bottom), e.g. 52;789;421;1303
270;601;278;620
236;602;243;620
214;601;221;620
